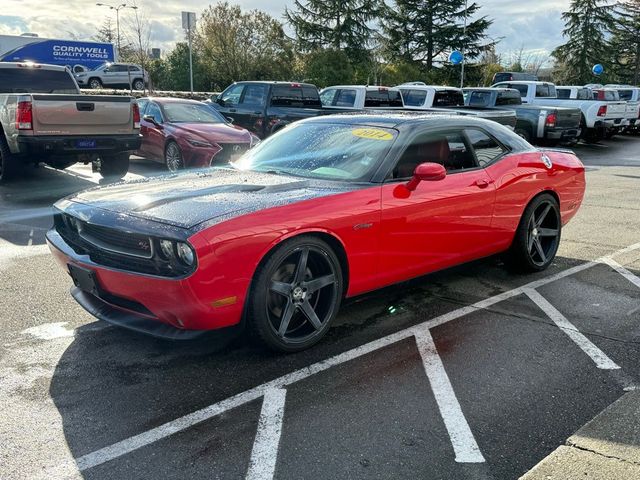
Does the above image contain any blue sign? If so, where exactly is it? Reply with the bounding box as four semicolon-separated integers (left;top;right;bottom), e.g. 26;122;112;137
592;64;604;76
449;50;464;65
0;39;114;70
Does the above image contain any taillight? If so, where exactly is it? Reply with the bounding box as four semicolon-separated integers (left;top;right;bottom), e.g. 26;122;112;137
132;102;140;129
545;112;557;127
597;105;607;117
16;100;33;130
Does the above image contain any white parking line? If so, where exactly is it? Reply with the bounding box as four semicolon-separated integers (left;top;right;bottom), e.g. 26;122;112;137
523;288;620;370
246;388;287;480
600;257;640;290
415;329;485;463
46;242;640;476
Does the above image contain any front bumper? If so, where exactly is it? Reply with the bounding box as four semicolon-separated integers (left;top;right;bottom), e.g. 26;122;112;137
46;229;241;337
17;134;141;156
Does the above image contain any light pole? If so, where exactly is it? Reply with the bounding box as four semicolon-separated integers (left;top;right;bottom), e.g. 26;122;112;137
96;2;138;59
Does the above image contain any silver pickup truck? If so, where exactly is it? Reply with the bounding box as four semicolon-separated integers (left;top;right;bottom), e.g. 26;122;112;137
0;62;141;183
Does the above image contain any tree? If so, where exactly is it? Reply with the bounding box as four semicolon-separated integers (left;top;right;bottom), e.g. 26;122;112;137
155;43;207;91
121;0;152;92
552;0;617;84
94;18;115;44
610;0;640;84
381;0;493;71
197;2;294;88
303;49;354;87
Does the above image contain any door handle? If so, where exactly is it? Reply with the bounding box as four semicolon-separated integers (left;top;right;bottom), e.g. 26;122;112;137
474;179;490;188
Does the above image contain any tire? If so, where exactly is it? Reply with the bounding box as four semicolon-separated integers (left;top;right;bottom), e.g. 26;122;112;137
0;134;21;183
248;236;344;353
88;78;102;89
98;152;130;179
504;193;561;273
515;128;531;143
165;141;184;172
132;79;144;91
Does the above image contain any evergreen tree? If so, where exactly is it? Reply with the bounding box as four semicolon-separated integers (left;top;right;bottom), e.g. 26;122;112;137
285;0;382;53
93;19;115;44
381;0;493;71
610;0;640;84
552;0;617;84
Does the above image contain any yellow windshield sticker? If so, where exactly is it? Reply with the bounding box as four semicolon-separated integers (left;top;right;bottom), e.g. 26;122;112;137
351;128;394;141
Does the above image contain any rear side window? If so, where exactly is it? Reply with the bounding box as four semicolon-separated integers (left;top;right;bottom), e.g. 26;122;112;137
0;68;78;94
241;84;268;106
271;85;303;106
576;88;592;100
618;89;633;101
535;84;552;97
109;64;128;72
496;91;522;105
467;91;491;107
433;90;464;107
365;89;403;107
400;89;428;107
465;129;507;167
557;89;571;99
502;83;528;97
335;89;357;107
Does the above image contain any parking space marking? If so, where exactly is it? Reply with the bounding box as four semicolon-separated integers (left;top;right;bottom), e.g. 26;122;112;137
45;242;640;476
600;257;640;290
246;388;287;480
523;288;620;370
415;329;485;463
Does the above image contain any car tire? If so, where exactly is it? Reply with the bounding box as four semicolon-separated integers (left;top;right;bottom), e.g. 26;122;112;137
98;153;130;180
165;142;184;172
248;236;343;353
88;78;102;89
132;79;144;91
0;134;21;183
504;193;561;273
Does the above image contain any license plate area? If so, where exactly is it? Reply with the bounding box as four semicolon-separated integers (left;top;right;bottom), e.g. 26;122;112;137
76;139;97;149
68;264;100;295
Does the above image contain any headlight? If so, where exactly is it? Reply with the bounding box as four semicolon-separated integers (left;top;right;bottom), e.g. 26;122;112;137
176;242;195;265
187;137;212;147
159;239;174;259
249;133;261;148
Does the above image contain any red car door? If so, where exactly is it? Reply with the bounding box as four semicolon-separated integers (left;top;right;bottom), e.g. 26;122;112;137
378;128;504;286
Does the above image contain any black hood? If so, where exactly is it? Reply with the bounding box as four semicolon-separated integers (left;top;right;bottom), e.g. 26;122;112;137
63;168;360;229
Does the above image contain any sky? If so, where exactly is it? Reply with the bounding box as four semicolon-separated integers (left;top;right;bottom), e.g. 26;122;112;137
0;0;570;63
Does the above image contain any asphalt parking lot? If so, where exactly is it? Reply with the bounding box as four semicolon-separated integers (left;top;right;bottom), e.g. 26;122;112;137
1;138;639;480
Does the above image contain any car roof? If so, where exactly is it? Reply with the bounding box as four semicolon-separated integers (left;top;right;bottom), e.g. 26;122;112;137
324;85;400;91
140;97;204;105
0;61;68;72
234;81;317;87
398;85;461;91
463;87;518;93
299;112;500;129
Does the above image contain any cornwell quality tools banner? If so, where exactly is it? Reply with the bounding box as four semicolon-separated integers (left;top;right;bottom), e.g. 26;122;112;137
0;38;115;70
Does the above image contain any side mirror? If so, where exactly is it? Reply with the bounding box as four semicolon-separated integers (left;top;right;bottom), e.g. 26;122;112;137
210;94;219;103
143;115;162;128
405;162;446;191
226;116;234;124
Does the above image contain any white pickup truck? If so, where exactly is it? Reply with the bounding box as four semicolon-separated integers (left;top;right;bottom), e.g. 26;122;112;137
492;81;627;142
319;85;404;110
0;62;141;183
604;84;640;133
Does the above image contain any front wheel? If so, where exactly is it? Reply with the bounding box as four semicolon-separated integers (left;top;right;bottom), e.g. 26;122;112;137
98;153;130;180
248;236;343;352
132;79;144;91
88;78;102;89
504;193;561;272
165;142;184;172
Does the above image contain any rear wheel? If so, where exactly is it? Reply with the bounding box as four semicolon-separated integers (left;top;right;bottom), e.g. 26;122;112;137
0;134;21;183
504;193;561;272
165;142;184;172
98;153;130;180
88;78;102;89
132;79;144;91
248;236;343;352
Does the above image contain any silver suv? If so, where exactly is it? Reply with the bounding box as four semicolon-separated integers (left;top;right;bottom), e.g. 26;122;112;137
75;63;148;90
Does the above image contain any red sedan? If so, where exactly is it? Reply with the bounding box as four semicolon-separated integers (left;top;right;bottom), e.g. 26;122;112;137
47;114;585;352
135;97;260;172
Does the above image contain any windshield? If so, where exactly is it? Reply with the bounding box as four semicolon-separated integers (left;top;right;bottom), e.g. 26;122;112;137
233;122;397;181
163;103;226;123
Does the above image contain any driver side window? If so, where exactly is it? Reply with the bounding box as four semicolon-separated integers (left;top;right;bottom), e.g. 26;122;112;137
145;103;163;124
221;84;245;106
391;131;477;179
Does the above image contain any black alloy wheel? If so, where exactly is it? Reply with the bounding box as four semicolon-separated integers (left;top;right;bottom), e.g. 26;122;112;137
504;193;561;272
249;237;343;352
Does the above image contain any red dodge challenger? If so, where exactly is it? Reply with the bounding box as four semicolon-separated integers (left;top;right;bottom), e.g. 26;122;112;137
47;114;585;352
135;97;260;172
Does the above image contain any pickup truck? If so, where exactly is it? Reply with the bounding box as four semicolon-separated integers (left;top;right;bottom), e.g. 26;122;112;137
394;84;517;130
494;81;626;141
462;87;581;145
604;84;640;133
0;62;141;183
319;85;404;110
210;81;350;139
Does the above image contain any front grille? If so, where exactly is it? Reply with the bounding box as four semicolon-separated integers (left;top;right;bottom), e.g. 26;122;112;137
79;222;152;258
212;143;249;165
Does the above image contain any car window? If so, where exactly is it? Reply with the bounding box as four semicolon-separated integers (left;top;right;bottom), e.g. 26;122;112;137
109;65;128;73
400;89;427;107
502;83;528;97
336;89;357;107
465;129;507;167
241;84;268;106
468;91;491;107
302;86;321;107
535;84;550;97
163;102;225;123
557;89;571;99
221;84;245;106
128;65;141;72
145;103;163;123
433;90;464;106
391;131;477;179
618;89;633;101
576;88;592;100
320;89;337;106
137;98;149;115
0;68;78;94
365;89;403;107
270;85;304;106
496;91;522;105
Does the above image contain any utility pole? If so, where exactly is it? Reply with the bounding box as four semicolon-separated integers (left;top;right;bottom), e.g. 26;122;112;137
96;2;137;60
182;12;196;94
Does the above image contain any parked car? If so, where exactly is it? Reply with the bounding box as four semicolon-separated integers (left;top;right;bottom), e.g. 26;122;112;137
210;81;345;138
395;84;517;129
47;114;585;352
135;97;259;172
75;62;149;90
492;81;626;142
319;85;404;109
492;72;538;84
604;84;640;133
0;62;141;183
463;87;581;145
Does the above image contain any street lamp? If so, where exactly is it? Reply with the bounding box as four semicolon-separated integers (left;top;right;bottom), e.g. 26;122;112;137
96;2;138;59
